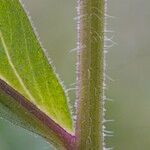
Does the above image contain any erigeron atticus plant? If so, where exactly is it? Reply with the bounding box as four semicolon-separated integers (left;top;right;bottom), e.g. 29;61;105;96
0;0;110;149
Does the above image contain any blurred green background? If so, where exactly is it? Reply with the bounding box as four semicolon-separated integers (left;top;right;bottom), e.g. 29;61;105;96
0;0;150;150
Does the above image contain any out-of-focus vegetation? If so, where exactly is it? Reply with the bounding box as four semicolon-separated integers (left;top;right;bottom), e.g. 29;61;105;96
0;0;150;150
106;0;150;150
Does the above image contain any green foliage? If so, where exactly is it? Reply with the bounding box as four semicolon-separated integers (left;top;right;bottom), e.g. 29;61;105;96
0;0;73;133
0;0;105;149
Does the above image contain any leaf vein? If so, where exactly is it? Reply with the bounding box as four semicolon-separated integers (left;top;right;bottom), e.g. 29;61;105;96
0;30;36;103
20;20;44;102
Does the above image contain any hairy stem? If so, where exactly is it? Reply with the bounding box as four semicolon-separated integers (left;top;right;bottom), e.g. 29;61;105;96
75;0;105;149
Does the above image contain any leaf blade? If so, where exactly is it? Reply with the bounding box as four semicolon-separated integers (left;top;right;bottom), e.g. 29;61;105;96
0;0;73;133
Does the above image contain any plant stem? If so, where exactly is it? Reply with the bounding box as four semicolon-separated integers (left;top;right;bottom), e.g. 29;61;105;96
75;0;105;149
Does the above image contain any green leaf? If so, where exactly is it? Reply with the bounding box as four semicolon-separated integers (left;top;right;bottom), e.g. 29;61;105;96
0;0;73;134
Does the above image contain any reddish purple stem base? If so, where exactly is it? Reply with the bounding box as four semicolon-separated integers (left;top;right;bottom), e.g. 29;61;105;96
0;79;75;150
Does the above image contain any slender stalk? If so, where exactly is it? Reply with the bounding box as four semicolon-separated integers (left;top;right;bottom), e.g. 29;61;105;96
75;0;105;149
0;79;75;150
